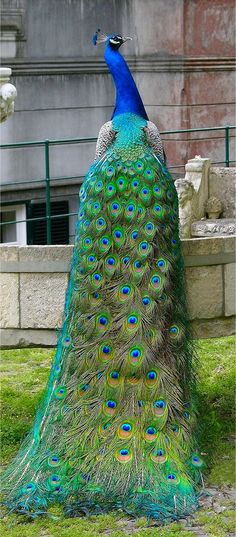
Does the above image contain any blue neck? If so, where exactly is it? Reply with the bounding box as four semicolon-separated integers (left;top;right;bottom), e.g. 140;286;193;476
104;44;148;120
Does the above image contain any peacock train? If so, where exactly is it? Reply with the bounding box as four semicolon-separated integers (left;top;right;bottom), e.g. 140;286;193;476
1;30;203;522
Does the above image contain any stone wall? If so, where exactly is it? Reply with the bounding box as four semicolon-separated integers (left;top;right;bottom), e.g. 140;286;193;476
176;160;236;240
0;238;235;348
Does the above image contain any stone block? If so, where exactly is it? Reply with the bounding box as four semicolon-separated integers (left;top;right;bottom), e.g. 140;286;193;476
0;273;19;328
192;316;236;339
185;265;223;320
0;245;19;262
224;264;236;317
20;273;68;329
182;236;235;257
0;328;57;349
19;245;73;264
209;168;236;218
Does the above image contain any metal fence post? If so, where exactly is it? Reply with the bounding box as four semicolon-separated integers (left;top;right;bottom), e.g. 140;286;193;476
44;139;52;244
225;126;230;167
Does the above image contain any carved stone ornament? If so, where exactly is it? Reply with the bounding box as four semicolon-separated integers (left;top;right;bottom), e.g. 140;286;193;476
206;196;223;219
175;178;195;238
0;68;17;123
191;218;236;237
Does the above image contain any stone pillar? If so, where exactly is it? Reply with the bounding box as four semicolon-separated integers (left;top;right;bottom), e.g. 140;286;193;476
185;155;210;221
175;156;211;238
0;67;17;123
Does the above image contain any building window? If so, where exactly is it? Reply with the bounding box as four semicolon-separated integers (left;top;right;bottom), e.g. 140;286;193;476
0;204;27;245
27;201;69;245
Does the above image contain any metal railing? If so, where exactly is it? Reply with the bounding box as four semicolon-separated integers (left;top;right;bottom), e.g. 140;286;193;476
0;125;235;244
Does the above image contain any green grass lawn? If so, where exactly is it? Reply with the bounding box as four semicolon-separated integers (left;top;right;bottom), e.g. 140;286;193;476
0;337;235;537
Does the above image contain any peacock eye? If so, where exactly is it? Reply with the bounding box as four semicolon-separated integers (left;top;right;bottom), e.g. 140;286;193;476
131;349;140;357
121;423;132;432
122;286;130;294
102;345;111;353
110;371;119;379
106;400;116;409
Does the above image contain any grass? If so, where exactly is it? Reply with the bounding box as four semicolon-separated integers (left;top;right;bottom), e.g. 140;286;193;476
197;337;235;486
0;336;235;536
194;509;236;537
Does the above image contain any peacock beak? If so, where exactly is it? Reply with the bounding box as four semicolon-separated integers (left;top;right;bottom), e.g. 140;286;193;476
122;37;132;43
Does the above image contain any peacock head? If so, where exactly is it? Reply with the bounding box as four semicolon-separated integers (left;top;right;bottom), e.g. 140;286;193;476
92;29;132;50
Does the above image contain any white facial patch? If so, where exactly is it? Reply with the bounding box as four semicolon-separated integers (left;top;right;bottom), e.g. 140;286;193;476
110;38;121;45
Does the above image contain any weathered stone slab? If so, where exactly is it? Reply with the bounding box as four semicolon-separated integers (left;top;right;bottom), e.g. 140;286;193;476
224;264;236;316
0;273;19;328
192;316;236;339
1;245;73;273
0;328;57;348
0;245;19;262
209;167;236;218
186;265;223;320
20;273;68;329
181;236;236;256
19;245;72;264
191;219;236;237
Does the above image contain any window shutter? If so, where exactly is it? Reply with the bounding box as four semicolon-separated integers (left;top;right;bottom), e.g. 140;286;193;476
28;201;69;244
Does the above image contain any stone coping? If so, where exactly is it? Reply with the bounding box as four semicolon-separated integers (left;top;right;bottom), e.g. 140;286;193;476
2;56;235;76
1;314;235;348
0;237;235;273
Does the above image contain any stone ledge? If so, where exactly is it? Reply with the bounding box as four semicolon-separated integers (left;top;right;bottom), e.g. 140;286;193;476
0;328;57;349
2;56;235;76
1;239;235;272
0;244;73;272
1;316;235;348
0;261;72;273
184;252;235;267
0;245;19;263
191;316;236;339
1;251;235;273
18;244;72;262
181;236;236;256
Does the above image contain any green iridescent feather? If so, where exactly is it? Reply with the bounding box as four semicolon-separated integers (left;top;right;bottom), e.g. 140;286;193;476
1;113;202;521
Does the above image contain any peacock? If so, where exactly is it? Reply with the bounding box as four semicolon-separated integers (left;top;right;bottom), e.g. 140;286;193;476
1;30;203;521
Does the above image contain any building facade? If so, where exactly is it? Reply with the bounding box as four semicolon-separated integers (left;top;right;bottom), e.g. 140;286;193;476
1;0;235;245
